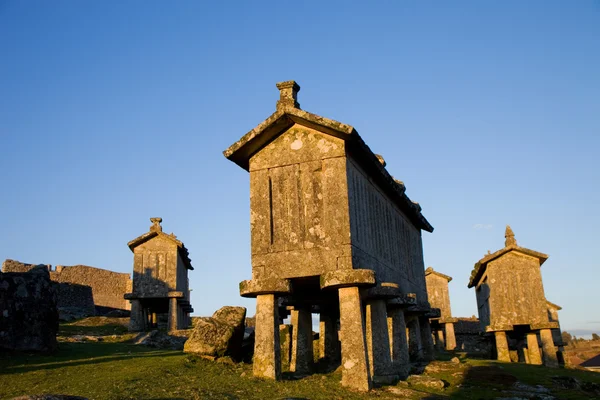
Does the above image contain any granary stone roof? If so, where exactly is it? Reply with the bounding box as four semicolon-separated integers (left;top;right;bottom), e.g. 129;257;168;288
424;266;452;282
580;353;600;368
467;225;547;288
127;218;193;270
223;80;433;233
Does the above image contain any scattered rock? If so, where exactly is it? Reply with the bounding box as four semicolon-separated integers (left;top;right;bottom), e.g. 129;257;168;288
451;356;461;364
184;306;246;361
551;376;600;395
103;309;130;318
135;330;186;350
406;374;445;390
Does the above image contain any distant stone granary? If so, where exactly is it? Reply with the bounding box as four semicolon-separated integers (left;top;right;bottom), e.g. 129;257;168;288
468;226;563;367
124;218;194;332
224;81;436;391
425;267;457;351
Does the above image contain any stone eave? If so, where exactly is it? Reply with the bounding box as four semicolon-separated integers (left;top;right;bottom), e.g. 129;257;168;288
127;231;194;271
425;266;452;282
546;300;562;310
223;107;433;233
468;245;548;288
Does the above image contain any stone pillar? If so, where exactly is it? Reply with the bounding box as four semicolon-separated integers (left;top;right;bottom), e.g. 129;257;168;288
290;307;313;374
319;311;339;362
253;294;281;379
526;333;542;365
494;331;510;362
338;286;371;391
168;297;178;332
419;317;435;361
406;316;423;361
436;329;445;350
280;324;292;372
539;329;558;368
365;299;394;382
444;322;456;351
128;299;145;332
387;308;409;377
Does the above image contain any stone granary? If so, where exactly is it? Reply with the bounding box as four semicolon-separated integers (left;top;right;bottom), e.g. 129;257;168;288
468;225;563;367
425;267;457;351
224;81;436;391
124;218;194;332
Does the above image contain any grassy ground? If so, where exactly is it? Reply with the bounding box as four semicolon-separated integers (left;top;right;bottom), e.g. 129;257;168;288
1;319;600;399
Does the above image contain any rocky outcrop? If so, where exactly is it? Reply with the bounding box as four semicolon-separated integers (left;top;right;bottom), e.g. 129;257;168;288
184;306;246;360
0;265;58;352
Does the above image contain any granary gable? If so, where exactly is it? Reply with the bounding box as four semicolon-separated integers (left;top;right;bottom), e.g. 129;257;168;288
127;217;193;270
467;225;547;288
425;266;452;282
223;80;433;233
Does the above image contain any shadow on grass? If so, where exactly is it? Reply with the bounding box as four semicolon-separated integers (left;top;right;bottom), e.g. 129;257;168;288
0;341;181;375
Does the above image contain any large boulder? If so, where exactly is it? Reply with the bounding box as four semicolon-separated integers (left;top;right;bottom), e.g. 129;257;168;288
184;306;246;360
0;265;58;352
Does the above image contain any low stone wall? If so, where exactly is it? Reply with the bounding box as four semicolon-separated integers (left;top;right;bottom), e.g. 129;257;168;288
0;265;58;352
454;317;493;358
2;260;132;314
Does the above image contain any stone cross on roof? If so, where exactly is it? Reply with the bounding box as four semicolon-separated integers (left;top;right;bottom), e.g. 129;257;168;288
504;225;517;247
276;80;300;110
150;217;163;233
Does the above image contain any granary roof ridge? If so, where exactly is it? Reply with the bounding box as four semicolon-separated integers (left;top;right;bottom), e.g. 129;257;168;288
467;244;548;288
425;266;452;282
127;220;194;271
223;81;434;233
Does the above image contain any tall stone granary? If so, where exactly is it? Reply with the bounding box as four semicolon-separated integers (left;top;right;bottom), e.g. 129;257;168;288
224;81;437;391
124;218;194;332
468;225;564;367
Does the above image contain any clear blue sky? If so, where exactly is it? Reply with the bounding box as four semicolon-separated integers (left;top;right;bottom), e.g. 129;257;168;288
1;1;598;337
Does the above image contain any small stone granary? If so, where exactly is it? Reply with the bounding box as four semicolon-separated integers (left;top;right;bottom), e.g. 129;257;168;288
425;267;457;351
124;218;194;332
224;81;436;391
468;225;563;367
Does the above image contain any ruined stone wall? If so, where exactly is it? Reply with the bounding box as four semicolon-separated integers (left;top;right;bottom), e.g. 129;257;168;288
51;265;131;311
2;259;131;313
346;158;428;306
0;266;58;352
426;274;452;319
132;237;179;297
487;252;547;330
248;125;351;280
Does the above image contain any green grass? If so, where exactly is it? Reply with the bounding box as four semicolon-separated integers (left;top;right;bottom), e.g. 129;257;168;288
2;320;600;400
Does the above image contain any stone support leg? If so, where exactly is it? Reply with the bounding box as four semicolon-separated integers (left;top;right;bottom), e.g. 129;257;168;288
406;316;424;362
436;329;445;350
495;331;510;362
445;322;456;351
290;307;313;374
279;324;292;372
168;297;178;332
387;308;410;377
526;333;542;365
253;294;281;379
419;317;435;361
540;329;558;368
338;286;371;391
366;299;394;381
128;300;144;332
319;311;339;362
